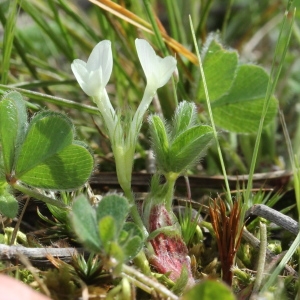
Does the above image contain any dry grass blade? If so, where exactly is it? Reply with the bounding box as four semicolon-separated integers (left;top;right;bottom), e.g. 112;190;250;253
209;199;244;286
89;0;198;64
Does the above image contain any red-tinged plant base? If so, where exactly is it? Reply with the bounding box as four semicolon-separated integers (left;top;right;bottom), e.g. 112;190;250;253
147;204;195;287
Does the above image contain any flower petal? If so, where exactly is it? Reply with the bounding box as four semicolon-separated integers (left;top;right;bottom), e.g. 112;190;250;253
71;59;87;82
135;39;177;90
86;67;103;96
156;56;177;88
72;41;113;96
71;59;92;95
87;40;112;87
135;39;157;83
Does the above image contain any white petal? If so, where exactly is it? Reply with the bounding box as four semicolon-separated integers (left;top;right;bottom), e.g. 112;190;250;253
86;67;103;96
72;41;113;96
135;39;157;82
97;41;113;85
156;56;177;88
87;40;112;88
71;60;93;95
135;39;177;90
71;59;87;82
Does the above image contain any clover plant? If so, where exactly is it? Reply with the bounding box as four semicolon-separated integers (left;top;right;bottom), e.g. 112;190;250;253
70;194;144;273
0;35;278;292
71;39;177;237
69;39;214;288
68;37;278;290
0;91;94;217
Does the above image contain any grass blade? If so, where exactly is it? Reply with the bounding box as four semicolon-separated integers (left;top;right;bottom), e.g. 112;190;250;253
1;0;18;84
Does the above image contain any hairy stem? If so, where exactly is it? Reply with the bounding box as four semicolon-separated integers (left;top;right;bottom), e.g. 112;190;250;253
13;182;69;209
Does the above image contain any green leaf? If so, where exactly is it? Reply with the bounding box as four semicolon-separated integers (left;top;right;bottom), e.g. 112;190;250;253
0;91;27;174
0;97;93;190
122;235;143;261
0;191;18;218
98;215;117;252
15;111;74;177
17;141;93;190
148;115;169;171
199;38;238;101
168;125;214;173
70;194;101;252
120;222;143;260
171;101;198;140
122;222;144;241
182;280;235;300
96;195;129;235
197;37;278;133
211;65;278;133
172;265;189;295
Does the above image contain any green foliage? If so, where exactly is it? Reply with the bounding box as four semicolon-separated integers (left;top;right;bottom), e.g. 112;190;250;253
0;0;297;298
99;216;117;251
0;91;27;174
15;110;74;176
70;194;101;252
182;280;236;300
1;0;18;85
0;188;18;218
14;113;93;189
96;195;130;235
199;37;278;133
171;265;189;295
120;222;144;260
0;91;94;217
70;194;144;266
71;253;107;285
198;38;238;101
149;101;214;175
177;205;202;247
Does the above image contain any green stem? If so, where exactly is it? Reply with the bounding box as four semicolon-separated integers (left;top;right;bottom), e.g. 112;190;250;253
123;187;148;238
189;16;232;207
221;0;234;41
164;172;178;212
142;0;168;56
244;6;294;204
250;222;267;299
114;145;134;193
121;263;178;300
131;85;156;139
13;182;69;210
195;0;213;39
133;250;152;277
0;85;99;115
262;230;300;293
112;144;146;237
1;0;18;85
165;0;179;41
93;89;117;139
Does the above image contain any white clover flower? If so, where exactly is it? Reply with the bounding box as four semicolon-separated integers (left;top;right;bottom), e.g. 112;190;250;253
135;39;177;90
71;40;112;97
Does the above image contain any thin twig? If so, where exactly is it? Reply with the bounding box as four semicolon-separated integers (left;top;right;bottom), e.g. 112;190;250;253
10;197;30;245
0;244;82;261
245;204;298;235
17;252;51;297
